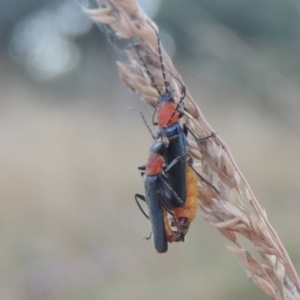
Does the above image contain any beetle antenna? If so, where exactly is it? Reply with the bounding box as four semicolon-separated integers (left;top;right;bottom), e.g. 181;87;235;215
128;107;156;140
147;20;170;93
131;38;161;96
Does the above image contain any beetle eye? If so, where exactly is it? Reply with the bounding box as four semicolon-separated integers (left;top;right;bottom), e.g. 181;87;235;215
179;217;188;225
157;91;174;104
149;139;169;155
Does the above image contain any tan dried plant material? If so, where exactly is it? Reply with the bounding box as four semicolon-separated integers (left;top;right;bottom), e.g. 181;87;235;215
85;1;300;299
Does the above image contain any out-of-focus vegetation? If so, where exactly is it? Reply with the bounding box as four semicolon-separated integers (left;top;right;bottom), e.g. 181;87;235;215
0;1;299;299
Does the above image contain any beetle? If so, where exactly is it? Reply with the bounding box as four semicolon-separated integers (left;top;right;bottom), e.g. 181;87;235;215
135;137;187;253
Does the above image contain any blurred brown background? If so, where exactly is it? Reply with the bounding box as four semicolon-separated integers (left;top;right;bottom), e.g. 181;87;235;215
0;0;300;299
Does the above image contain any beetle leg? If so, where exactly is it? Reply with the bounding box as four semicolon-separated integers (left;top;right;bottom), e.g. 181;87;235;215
152;107;158;126
138;164;146;171
183;124;216;142
164;153;187;173
134;193;149;219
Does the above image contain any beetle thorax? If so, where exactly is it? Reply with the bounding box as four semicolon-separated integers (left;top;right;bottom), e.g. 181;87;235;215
157;102;179;128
